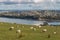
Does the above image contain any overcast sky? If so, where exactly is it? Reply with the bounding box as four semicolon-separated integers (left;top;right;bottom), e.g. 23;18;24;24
0;0;60;2
0;0;60;10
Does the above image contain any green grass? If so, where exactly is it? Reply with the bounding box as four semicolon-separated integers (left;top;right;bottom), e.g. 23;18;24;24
0;22;60;40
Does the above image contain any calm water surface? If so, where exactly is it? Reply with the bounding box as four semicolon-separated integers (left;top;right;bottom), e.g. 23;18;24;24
0;17;60;25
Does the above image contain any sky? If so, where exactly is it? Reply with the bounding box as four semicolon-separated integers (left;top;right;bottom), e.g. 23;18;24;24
0;0;60;10
0;0;60;2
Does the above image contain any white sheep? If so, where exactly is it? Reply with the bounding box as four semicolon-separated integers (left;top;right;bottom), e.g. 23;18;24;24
22;26;24;28
33;28;36;31
38;26;42;28
9;27;14;30
16;30;21;34
30;27;34;29
16;30;23;38
42;29;47;32
53;32;56;34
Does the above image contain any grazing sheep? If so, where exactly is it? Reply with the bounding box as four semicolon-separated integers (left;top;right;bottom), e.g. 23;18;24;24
9;27;14;30
30;27;36;31
30;27;34;29
53;32;56;34
42;29;47;32
38;26;42;28
22;26;24;28
16;30;23;38
33;28;36;31
16;30;21;34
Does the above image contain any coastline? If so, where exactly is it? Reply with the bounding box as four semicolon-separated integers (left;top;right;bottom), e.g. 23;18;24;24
0;16;60;22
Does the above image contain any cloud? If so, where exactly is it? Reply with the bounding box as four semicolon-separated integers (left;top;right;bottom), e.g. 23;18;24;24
0;0;60;3
0;0;22;2
0;0;60;10
0;0;6;2
10;0;22;2
33;0;44;3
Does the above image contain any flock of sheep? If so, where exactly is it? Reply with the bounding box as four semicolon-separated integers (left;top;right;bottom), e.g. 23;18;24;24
9;25;57;38
9;26;21;33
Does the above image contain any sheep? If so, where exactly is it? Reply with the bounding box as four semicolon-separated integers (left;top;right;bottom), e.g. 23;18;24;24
16;30;21;34
22;26;24;28
38;26;42;28
42;29;47;32
30;27;34;30
9;27;14;30
16;29;23;38
53;32;56;34
33;28;36;31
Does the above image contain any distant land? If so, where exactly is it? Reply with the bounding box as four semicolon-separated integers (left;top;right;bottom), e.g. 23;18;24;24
0;10;60;22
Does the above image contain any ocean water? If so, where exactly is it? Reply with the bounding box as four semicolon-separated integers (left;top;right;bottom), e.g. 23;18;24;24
0;17;60;25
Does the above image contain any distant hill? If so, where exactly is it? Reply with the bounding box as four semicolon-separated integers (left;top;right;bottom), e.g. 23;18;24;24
0;10;60;21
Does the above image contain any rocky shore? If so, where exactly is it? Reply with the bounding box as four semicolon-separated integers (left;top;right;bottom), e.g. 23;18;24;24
0;10;60;21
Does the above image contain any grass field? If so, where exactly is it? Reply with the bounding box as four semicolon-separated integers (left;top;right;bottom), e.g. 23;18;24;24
0;22;60;40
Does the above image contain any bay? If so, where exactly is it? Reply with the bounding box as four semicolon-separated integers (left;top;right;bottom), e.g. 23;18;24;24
0;17;60;25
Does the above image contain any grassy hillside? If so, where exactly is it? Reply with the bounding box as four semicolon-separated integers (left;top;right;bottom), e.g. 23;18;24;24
0;22;60;40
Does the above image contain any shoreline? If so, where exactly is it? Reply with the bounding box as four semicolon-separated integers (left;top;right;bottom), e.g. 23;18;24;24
0;16;60;22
